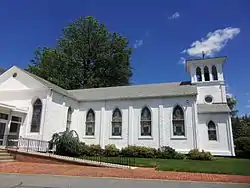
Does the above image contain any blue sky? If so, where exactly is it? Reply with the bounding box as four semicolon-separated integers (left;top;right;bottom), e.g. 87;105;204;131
0;0;249;114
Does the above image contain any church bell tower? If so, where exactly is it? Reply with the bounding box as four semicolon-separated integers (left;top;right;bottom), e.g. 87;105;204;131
186;56;227;104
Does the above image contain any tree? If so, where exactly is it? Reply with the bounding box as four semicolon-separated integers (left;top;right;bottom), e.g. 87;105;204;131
226;94;238;117
27;16;133;90
0;67;5;75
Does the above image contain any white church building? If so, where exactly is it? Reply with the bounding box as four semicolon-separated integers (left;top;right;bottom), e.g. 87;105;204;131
0;57;235;156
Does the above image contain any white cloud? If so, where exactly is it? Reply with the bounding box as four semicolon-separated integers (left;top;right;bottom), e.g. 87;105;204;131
134;39;143;49
168;12;180;20
178;57;186;65
182;27;240;57
245;105;250;108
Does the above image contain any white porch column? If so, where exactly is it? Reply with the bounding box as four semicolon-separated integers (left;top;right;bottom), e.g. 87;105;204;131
128;105;133;146
3;111;12;146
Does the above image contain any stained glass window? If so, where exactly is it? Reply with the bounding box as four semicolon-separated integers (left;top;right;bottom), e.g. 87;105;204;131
140;107;151;136
172;105;185;136
112;108;122;136
30;99;42;132
208;121;217;141
85;109;95;136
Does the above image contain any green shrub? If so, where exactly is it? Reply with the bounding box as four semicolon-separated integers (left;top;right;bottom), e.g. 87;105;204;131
235;137;250;158
121;146;157;158
88;144;103;156
174;152;186;160
79;142;90;156
104;144;120;157
158;146;177;159
50;130;81;157
187;149;213;160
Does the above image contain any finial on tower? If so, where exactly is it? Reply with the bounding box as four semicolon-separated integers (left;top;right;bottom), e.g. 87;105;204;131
202;51;205;59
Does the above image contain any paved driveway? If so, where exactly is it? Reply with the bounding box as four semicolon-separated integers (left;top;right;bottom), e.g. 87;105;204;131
0;174;249;188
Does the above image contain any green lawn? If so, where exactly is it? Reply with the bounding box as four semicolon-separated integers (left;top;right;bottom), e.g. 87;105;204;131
156;157;250;176
81;156;250;176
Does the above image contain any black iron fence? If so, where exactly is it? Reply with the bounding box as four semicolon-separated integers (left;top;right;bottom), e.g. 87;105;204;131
1;135;136;166
82;155;136;166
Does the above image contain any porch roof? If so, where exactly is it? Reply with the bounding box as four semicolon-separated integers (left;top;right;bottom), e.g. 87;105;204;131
0;103;28;114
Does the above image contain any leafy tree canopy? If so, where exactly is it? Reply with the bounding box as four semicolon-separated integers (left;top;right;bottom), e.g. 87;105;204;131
27;16;133;90
227;94;238;117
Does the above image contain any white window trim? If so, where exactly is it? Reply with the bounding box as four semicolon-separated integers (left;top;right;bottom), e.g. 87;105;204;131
170;105;187;140
207;120;219;142
84;109;96;138
30;98;43;134
110;108;123;139
138;106;153;140
204;95;213;104
9;116;22;134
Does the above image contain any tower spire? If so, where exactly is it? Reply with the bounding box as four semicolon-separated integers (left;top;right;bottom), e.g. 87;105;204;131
202;51;205;59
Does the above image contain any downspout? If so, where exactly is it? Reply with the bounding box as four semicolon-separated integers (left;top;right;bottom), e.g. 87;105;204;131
41;88;52;141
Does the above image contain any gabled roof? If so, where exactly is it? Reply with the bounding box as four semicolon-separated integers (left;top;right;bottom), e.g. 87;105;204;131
68;82;197;101
4;66;197;101
20;68;75;98
197;103;231;113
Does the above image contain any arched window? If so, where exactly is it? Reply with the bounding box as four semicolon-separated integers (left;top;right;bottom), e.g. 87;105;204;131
196;67;202;81
85;109;95;136
140;107;152;136
208;121;217;141
66;107;72;131
172;105;185;136
204;66;210;81
212;65;218;80
30;99;42;132
112;108;122;136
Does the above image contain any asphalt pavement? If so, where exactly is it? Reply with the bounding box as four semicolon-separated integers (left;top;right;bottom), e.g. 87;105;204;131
0;174;249;188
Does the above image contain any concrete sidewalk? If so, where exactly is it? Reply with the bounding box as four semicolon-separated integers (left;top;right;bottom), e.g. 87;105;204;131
0;174;249;188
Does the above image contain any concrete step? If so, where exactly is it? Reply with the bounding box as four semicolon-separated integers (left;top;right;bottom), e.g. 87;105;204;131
0;152;11;156
0;155;14;160
0;159;15;162
0;149;7;153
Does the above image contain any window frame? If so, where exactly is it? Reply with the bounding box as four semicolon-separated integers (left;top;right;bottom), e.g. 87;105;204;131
212;65;218;81
204;66;210;81
30;98;42;133
207;120;218;141
204;95;213;104
196;67;202;82
139;106;152;139
9;116;22;134
85;109;95;137
171;105;187;140
110;108;122;138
